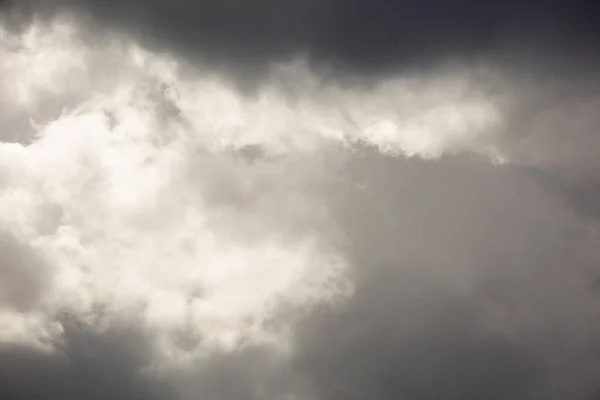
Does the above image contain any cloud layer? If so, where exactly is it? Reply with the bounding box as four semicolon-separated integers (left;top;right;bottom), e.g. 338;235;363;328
4;0;600;82
1;7;600;400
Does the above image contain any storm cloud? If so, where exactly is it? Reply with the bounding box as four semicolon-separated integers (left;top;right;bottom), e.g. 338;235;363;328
2;0;600;83
1;2;600;400
293;153;600;400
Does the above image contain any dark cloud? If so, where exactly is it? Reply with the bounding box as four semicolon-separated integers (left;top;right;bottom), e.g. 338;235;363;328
0;316;172;400
177;344;312;400
523;167;600;222
293;276;541;400
486;72;600;212
0;313;310;400
3;0;600;82
289;152;600;400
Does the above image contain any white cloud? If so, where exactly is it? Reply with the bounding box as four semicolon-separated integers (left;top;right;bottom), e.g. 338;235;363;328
0;17;354;360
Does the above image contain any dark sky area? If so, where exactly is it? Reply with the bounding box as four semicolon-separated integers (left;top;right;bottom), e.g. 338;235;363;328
3;0;600;81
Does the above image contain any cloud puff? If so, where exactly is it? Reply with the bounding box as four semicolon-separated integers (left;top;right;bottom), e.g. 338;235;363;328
0;17;354;357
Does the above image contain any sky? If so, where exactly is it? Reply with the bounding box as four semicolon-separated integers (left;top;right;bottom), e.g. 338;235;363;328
1;1;600;399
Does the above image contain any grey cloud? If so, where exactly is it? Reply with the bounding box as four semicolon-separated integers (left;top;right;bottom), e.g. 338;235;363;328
0;343;74;400
0;313;313;400
177;344;312;400
0;231;52;312
485;71;600;214
522;167;600;223
287;152;600;400
293;277;541;400
185;147;345;246
0;317;173;400
491;72;600;174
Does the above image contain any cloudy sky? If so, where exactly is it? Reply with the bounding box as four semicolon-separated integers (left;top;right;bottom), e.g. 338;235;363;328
1;1;600;399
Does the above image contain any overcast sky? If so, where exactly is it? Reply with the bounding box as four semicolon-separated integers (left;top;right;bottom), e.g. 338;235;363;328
1;1;600;399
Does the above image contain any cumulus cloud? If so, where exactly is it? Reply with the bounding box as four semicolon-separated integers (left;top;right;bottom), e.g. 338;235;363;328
4;0;600;83
0;17;357;356
1;6;600;400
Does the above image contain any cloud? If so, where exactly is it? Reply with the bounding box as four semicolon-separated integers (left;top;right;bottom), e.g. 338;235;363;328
292;153;600;399
0;17;353;356
4;0;600;83
0;231;52;312
0;318;173;400
2;9;600;400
